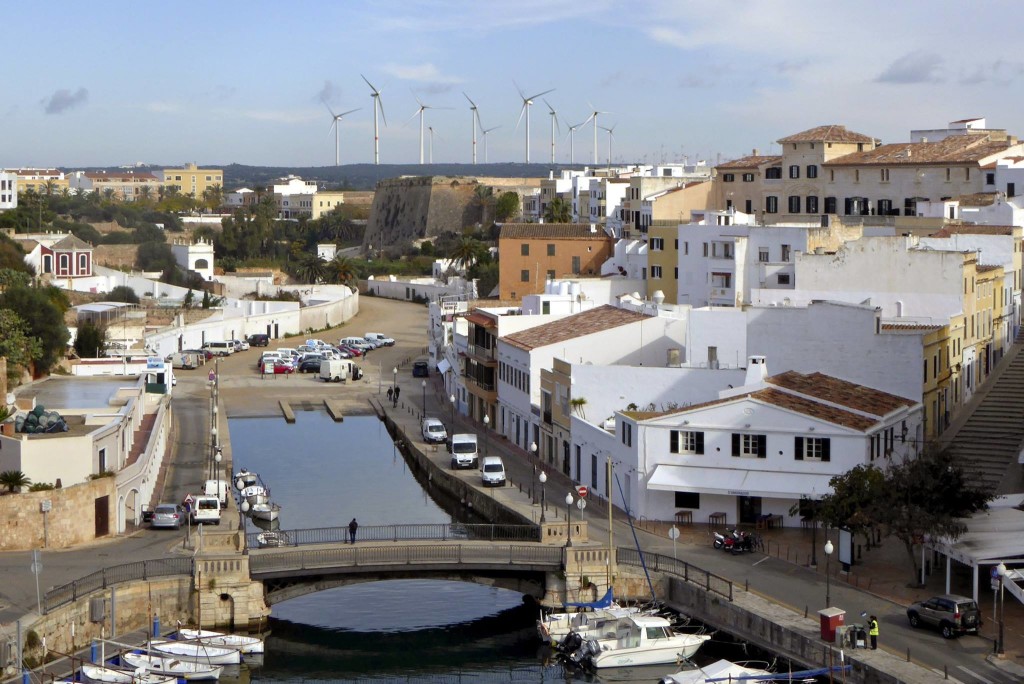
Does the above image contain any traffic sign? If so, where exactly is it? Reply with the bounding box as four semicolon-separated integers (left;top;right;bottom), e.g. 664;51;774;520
576;485;588;498
576;499;586;511
668;526;680;540
183;494;195;506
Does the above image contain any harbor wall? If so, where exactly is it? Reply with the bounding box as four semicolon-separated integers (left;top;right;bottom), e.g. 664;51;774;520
0;478;116;551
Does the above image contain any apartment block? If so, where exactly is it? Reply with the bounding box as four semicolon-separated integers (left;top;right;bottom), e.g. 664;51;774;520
497;224;615;300
161;163;224;199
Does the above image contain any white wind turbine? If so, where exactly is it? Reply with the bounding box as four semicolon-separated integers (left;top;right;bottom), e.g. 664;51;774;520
323;100;360;166
565;120;586;165
481;125;501;163
464;92;481;164
543;99;560;164
428;126;445;164
600;124;617;167
514;82;554;164
407;96;450;165
361;74;387;165
582;102;612;165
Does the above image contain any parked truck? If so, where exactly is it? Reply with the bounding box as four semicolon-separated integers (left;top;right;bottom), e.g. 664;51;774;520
319;359;363;382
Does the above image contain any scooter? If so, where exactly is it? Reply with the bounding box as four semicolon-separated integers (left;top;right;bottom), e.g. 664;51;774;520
712;530;736;551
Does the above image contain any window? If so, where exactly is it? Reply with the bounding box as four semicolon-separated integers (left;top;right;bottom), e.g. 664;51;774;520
650;237;664;251
881;168;890;182
806;196;819;213
711;272;732;288
794;436;831;461
591;454;598;488
572;256;581;274
621;422;633;447
777;273;791;285
742;173;754;182
765;196;779;213
651;265;662;278
684;241;688;255
670;430;704;454
546;269;555;280
758;248;769;263
547;243;555;256
824;196;836;214
781;244;791;261
675;491;700;509
807;165;818;179
541;301;550;314
521;244;529;256
878;199;893;215
789;165;800;179
1008;182;1016;198
745;199;752;214
986;172;995;185
945;168;951;182
788;195;801;213
723;173;735;182
765;167;782;179
731;433;767;458
520;270;530;282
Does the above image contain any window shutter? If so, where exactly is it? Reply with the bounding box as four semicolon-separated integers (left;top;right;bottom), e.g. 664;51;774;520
757;435;767;458
695;432;704;455
670;430;679;454
794;436;804;460
822;439;831;462
731;433;740;457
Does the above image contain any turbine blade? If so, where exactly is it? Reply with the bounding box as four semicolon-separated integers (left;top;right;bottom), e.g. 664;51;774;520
406;108;422;126
338;108;361;118
463;92;477;109
378;96;388;126
322;99;337;118
528;88;555;101
361;74;379;93
514;102;527;131
513;79;526;101
580;113;595;127
326;120;338;138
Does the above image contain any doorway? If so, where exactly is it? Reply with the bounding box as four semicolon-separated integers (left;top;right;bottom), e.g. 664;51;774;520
738;496;762;525
95;496;110;537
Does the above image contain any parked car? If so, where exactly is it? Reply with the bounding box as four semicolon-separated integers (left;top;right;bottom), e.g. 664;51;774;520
907;594;981;638
412;360;429;377
481;456;507;487
231;339;250;352
365;332;396;347
298;356;323;373
258;352;283;370
338;345;362;357
421;417;448;444
273;362;295;375
182;349;213;361
151;504;184;530
248;333;270;347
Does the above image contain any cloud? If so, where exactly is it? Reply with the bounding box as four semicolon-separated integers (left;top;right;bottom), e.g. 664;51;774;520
775;59;811;74
41;87;88;114
416;83;455;96
648;27;689;47
381;62;461;84
876;51;944;84
316;80;342;104
958;59;1024;86
145;101;180;114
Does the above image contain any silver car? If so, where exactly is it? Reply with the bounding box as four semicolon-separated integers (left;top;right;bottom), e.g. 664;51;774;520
150;504;184;530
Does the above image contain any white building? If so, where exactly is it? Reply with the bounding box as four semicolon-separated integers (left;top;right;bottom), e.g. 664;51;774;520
170;237;214;281
0;171;17;210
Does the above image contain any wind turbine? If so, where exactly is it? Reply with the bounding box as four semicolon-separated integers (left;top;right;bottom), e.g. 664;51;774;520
323;100;360;166
407;95;450;165
428;126;444;164
543;99;560;165
583;102;611;166
514;82;554;164
361;74;387;165
565;120;586;165
600;124;617;167
481;125;501;164
464;92;481;164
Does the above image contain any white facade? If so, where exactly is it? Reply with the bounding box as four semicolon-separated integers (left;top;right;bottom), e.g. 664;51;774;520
910;117;990;143
225;188;254;208
520;277;645;316
0;171;17;209
317;243;338;261
170;237;214;280
600;238;648;280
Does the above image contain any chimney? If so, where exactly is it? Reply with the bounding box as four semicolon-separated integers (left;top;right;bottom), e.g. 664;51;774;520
744;356;768;386
753;148;759;156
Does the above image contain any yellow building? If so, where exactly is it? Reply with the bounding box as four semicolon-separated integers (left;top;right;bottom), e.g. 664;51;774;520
539;358;574;474
6;169;69;195
311;190;346;219
161;163;224;199
646;222;680;304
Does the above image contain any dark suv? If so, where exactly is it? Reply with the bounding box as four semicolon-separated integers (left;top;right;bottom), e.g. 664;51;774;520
907;594;981;638
247;333;270;347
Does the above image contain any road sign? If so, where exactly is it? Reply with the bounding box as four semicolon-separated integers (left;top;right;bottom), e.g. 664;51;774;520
576;485;588;498
576;499;587;511
30;562;41;575
668;526;680;540
183;494;195;506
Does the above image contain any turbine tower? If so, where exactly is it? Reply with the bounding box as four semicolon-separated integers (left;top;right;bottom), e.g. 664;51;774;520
514;82;554;164
565;120;585;165
407;96;450;165
543;99;560;165
464;92;481;164
428;126;443;164
583;102;611;166
323;101;360;166
481;125;501;164
361;74;387;165
600;124;617;167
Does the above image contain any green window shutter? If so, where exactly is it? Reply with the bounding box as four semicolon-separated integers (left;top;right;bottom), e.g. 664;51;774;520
731;433;740;457
795;436;804;460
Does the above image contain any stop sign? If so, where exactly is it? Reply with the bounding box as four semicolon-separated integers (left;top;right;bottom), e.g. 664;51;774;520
577;485;588;498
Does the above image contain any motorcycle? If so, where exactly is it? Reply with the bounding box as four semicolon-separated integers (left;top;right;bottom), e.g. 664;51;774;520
712;528;763;554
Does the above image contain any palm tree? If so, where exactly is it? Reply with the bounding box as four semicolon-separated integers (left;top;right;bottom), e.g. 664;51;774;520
450;236;485;272
294;254;327;284
544;197;572;223
102;188;117;203
0;470;31;493
473;185;495;225
138;185;153;204
326;255;358;286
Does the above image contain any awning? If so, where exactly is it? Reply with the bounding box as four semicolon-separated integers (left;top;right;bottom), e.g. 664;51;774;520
928;507;1024;564
437;358;451;374
647;464;834;499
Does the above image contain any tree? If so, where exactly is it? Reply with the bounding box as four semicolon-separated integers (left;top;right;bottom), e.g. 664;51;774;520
107;285;140;304
293;254;327;284
0;268;32;289
472;184;495;225
816;464;887;550
74;319;108;358
0;284;69;373
201;290;211;309
450;236;485;271
0;470;31;493
0;309;43;378
136;241;176;274
544;197;572;223
495;191;520;222
183;289;195;309
326;255;358;286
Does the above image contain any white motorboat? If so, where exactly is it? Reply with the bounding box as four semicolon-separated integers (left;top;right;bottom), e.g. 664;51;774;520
240;485;268;505
660;659;773;683
177;628;265;655
81;664;177;684
247;501;280;522
568;615;710;669
233;470;258;490
538;588;647;645
256;531;290;547
149;639;241;665
120;652;223;680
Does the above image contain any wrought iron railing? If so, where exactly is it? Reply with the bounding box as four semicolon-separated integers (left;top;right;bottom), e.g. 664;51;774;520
617;547;733;602
245;523;538;549
43;557;194;613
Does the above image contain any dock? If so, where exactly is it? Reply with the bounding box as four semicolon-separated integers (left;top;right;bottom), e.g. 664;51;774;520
324;399;344;421
278;400;295;423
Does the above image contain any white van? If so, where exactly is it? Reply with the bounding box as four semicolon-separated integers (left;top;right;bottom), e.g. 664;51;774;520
481;456;506;487
203;479;229;506
166;351;199;370
449;433;479;469
365;332;395;347
190;495;221;525
203;341;235;357
319;359;362;382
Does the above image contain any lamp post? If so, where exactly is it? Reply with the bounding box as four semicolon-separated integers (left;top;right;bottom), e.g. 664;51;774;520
421;379;427;416
565;492;574;547
210;426;219;481
997;562;1006;655
392;367;398;406
530;442;538;504
449;393;456;423
482;414;490;458
824;539;834;608
539;471;547;523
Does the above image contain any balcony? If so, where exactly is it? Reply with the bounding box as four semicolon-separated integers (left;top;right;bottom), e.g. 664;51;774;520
467;343;497;364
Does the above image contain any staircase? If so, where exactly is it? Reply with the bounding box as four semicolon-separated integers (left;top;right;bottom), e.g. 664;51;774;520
947;328;1024;494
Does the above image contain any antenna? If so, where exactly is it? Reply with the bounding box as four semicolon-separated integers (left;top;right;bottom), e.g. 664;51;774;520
514;81;554;164
361;74;387;165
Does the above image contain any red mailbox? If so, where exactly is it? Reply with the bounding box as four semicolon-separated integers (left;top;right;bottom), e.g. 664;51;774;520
818;607;845;642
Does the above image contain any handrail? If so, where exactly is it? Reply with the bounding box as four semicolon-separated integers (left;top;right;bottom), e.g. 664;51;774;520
43;557;194;614
617;547;733;602
245;523;538;549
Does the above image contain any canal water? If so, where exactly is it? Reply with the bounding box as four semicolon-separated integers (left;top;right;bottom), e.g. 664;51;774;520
228;410;816;683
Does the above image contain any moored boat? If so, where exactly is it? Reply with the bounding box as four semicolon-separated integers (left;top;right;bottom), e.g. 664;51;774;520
240;485;268;505
148;639;241;665
538;588;649;645
81;664;177;684
247;501;280;522
567;615;710;669
660;659;773;683
233;470;258;490
177;628;265;655
120;651;223;680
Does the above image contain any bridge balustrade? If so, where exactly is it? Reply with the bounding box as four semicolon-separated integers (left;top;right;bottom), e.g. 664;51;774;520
617;547;733;602
246;523;537;549
43;557;194;613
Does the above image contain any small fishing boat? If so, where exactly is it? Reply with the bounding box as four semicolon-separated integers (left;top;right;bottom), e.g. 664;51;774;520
247;501;280;522
120;652;223;680
566;615;710;669
660;659;774;683
177;628;265;655
240;485;268;505
81;664;177;684
148;639;241;665
233;470;258;490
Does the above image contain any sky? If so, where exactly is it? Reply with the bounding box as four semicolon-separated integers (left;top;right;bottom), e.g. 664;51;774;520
3;1;1023;170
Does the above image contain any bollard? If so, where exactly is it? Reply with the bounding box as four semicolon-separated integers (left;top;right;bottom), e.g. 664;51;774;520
22;671;28;684
745;579;749;592
804;605;808;618
944;665;948;679
906;647;910;662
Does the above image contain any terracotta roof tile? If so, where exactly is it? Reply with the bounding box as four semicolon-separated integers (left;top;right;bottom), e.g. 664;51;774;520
881;323;943;332
502;305;642;351
930;224;1015;237
977;264;1002;273
752;387;879;431
464;311;497;327
499;223;612;240
777;125;876;144
716;155;781;170
954;193;999;207
766;370;917;416
824;137;1013;166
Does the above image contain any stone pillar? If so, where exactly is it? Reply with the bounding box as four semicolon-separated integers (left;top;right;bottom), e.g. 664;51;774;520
192;529;269;630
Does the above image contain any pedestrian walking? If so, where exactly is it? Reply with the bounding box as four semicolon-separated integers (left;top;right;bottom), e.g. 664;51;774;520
386;386;393;404
393;386;401;408
868;615;879;650
348;518;358;544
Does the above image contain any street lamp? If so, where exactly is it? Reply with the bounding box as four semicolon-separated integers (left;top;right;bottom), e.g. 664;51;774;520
482;414;490;459
565;492;574;547
997;562;1006;655
210;426;219;480
449;393;456;423
421;379;427;416
392;367;398;405
539;471;547;523
810;489;818;568
530;442;539;504
824;539;834;608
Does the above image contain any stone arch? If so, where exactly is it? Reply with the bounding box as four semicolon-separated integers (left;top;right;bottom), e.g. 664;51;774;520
119;488;142;533
194;258;210;270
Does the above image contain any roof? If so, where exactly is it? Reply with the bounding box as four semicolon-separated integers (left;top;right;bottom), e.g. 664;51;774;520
51;235;93;250
881;322;943;332
778;125;876;144
767;370;918;416
501;305;643;351
955;193;1000;207
716;155;781;170
976;264;1002;273
499;224;612;240
464;311;497;328
824;137;1013;166
85;171;159;182
930;224;1015;237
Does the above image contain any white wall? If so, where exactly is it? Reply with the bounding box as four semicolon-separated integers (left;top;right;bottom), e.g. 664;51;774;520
366;275;477;302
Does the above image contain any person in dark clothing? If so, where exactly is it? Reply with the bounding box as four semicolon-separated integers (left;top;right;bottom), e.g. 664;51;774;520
386;386;393;403
348;518;358;544
393;386;401;407
868;615;879;650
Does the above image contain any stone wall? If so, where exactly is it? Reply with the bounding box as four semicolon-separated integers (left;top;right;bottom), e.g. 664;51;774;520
0;477;116;551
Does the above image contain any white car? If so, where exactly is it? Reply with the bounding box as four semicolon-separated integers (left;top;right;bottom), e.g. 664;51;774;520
365;332;395;347
481;456;506;487
231;339;250;352
421;418;448;444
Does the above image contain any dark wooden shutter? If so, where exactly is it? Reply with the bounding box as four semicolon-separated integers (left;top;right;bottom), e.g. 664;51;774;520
695;432;705;455
795;436;804;460
731;433;740;457
822;439;831;462
757;435;767;458
670;430;679;453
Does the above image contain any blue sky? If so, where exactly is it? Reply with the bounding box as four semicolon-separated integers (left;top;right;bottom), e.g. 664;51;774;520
2;1;1022;169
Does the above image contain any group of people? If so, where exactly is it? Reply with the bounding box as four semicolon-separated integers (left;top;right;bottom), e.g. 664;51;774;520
386;385;401;408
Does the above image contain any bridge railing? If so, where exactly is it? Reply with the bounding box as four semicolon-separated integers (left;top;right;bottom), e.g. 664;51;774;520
249;543;562;575
246;523;537;549
617;547;733;602
43;557;194;613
